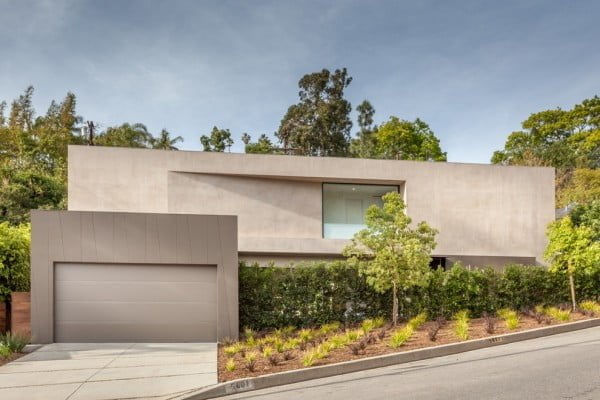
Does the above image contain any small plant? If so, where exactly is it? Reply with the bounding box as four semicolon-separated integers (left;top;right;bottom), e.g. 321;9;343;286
223;342;244;357
349;339;367;355
220;337;235;346
345;329;363;342
389;325;414;348
319;322;341;336
302;349;320;367
453;310;470;341
0;344;11;359
545;307;571;322
407;313;428;330
244;351;258;372
225;358;236;372
483;312;496;334
377;328;387;341
579;300;600;316
498;309;520;330
243;327;256;346
372;316;386;329
328;334;349;349
361;319;375;335
0;333;29;353
273;338;285;353
427;318;444;341
268;354;279;366
298;329;313;343
262;346;273;359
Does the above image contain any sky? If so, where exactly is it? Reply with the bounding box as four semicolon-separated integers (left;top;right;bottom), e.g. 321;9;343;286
1;0;599;163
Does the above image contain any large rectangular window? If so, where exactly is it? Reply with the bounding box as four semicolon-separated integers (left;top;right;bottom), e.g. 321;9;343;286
323;183;399;239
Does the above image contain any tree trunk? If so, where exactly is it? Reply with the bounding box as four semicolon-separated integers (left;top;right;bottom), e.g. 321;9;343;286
392;282;398;327
568;264;577;311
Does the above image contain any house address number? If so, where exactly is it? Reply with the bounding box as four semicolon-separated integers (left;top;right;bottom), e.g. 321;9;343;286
225;379;255;394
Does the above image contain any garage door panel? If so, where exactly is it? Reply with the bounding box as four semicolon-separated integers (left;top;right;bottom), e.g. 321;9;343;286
55;263;216;282
54;263;218;342
55;301;218;324
55;322;217;342
55;281;218;303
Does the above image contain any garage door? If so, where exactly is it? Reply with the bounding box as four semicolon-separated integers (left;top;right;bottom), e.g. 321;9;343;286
54;263;217;342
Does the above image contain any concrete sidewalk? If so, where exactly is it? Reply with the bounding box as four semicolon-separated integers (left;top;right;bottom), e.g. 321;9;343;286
0;343;217;400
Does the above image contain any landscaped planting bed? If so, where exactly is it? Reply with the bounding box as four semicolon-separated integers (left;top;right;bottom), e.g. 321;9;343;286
218;303;599;382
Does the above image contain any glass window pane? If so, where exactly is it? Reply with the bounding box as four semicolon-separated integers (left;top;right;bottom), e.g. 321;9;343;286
323;183;398;239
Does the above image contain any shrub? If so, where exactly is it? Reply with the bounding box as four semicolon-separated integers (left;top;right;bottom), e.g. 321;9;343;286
453;310;470;340
244;352;258;372
0;344;11;359
579;300;600;315
373;316;386;328
238;261;599;331
544;307;571;322
497;309;520;330
483;313;496;334
0;333;29;353
302;350;318;367
361;319;375;334
262;346;273;359
389;325;414;348
407;313;428;330
225;358;236;372
223;342;244;357
0;223;30;301
243;328;256;346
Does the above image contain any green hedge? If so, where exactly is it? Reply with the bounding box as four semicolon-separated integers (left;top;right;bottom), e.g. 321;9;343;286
0;223;30;301
239;261;600;331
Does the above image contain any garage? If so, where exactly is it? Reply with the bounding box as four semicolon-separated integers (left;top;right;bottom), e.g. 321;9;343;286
31;211;239;344
54;263;218;342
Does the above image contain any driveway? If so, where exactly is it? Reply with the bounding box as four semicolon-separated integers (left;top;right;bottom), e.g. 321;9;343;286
0;343;217;400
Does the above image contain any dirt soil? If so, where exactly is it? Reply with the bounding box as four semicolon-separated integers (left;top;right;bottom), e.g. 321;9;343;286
218;312;592;382
0;352;24;367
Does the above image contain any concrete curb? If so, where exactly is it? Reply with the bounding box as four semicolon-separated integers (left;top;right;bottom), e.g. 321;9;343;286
179;318;600;399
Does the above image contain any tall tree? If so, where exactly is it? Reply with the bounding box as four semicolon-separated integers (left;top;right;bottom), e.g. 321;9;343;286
350;100;378;158
243;134;279;154
200;126;234;152
152;129;183;150
492;96;600;204
343;192;438;326
277;68;353;156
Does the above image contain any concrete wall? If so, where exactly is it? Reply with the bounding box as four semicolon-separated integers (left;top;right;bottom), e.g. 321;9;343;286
30;210;238;343
68;146;555;264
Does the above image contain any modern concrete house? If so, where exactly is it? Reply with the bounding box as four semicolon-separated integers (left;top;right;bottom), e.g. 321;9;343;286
30;145;554;343
68;145;555;268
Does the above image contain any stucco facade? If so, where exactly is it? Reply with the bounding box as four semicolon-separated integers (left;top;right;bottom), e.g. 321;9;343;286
68;145;555;267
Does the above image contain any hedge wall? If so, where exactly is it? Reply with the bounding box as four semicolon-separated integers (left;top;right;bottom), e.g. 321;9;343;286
239;261;600;331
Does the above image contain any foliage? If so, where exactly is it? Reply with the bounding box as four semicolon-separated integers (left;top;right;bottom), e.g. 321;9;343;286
151;129;183;150
570;201;600;241
343;192;438;325
95;123;153;148
200;126;233;152
0;344;10;359
225;358;236;372
497;309;519;330
354;116;447;161
277;68;353;156
453;310;470;340
0;332;29;352
242;133;280;154
349;100;378;158
389;325;414;348
558;169;600;207
239;262;599;331
545;217;600;308
543;307;571;322
579;300;600;315
0;223;30;300
491;96;600;204
407;313;428;330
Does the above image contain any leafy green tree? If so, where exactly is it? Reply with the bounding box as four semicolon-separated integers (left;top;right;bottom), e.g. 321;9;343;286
372;117;447;161
96;123;153;148
200;126;234;152
0;222;30;300
243;134;279;154
558;168;600;207
151;129;183;150
545;217;600;309
277;68;353;156
570;201;600;241
492;96;600;203
343;192;438;326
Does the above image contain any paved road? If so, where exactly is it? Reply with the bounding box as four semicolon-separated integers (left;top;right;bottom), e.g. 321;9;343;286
221;327;600;400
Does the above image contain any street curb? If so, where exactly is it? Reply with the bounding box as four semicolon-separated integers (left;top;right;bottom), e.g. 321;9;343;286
179;318;600;399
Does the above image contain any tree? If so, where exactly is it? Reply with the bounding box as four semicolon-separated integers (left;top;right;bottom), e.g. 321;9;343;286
200;126;233;152
350;100;378;158
557;168;600;207
95;123;153;148
244;134;279;154
492;96;600;203
544;217;600;310
151;129;183;150
372;117;447;161
343;192;438;326
570;201;600;241
276;68;353;156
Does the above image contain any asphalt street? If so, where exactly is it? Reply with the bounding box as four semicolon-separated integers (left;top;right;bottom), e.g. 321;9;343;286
220;326;600;400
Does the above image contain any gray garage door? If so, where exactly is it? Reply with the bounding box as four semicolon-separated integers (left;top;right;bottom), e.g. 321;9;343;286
54;263;218;342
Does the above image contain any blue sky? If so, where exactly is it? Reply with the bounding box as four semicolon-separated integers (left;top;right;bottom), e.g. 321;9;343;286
1;0;599;163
